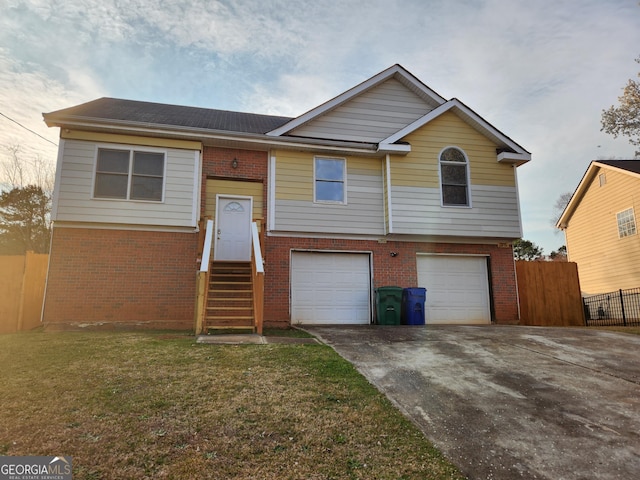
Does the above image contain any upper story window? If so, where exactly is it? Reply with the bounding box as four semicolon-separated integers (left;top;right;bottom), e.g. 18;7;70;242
94;147;165;202
314;157;346;203
439;147;470;206
617;208;636;238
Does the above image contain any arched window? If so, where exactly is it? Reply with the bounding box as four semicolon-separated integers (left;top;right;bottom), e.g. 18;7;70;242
439;147;469;206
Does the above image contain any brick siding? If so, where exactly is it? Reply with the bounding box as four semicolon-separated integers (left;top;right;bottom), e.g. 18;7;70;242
264;236;519;327
43;227;198;330
201;146;268;218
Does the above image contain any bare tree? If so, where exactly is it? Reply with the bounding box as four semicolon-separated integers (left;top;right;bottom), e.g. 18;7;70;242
552;191;573;227
601;57;640;157
1;144;55;192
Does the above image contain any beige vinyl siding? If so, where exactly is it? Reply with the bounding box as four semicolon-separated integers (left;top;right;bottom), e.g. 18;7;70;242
393;110;517;188
389;110;520;237
392;184;521;236
204;179;264;229
54;139;198;227
289;79;434;143
273;151;385;235
61;129;202;151
565;168;640;294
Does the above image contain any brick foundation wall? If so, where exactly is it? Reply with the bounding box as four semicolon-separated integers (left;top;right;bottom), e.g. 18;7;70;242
43;227;198;330
264;236;519;327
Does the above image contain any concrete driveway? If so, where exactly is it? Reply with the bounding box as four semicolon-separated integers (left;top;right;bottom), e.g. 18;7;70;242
303;325;640;480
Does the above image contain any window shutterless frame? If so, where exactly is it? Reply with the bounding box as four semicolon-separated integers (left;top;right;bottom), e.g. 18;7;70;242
313;156;347;204
616;207;637;238
92;145;166;202
438;146;471;207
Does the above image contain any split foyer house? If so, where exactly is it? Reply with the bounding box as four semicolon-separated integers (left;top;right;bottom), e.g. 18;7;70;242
557;160;640;295
41;65;531;332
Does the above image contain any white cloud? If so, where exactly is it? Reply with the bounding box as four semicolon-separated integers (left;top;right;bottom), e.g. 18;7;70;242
1;0;639;251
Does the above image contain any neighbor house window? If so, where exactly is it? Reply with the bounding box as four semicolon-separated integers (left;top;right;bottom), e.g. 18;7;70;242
439;147;469;206
617;208;636;238
314;157;346;203
94;148;165;201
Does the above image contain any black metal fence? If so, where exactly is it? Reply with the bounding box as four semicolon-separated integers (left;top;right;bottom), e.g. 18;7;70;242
583;287;640;327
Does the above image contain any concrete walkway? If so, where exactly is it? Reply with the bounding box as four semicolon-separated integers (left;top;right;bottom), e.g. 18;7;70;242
196;334;319;345
303;325;640;480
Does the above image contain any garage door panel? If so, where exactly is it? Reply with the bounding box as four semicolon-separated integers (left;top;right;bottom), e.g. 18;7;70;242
291;252;371;325
417;255;490;325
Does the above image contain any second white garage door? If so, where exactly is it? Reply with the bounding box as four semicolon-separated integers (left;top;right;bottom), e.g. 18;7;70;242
417;255;491;325
291;252;371;325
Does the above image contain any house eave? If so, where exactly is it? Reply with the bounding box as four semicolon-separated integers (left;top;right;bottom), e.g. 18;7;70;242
556;160;640;229
44;115;382;156
497;152;531;166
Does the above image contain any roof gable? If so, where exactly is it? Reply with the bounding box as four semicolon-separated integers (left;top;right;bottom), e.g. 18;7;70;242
379;98;531;162
267;64;446;138
557;160;640;228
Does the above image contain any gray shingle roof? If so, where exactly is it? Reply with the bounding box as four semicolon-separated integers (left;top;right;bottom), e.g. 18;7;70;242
597;160;640;174
45;97;293;135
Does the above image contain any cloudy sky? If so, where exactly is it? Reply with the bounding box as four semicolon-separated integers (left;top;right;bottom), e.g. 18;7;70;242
1;0;639;254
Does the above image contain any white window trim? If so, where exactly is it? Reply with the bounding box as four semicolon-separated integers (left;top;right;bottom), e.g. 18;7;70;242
91;143;167;203
438;146;472;208
616;207;637;239
313;156;347;205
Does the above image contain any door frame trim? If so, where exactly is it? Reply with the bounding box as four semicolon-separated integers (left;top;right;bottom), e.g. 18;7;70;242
213;194;253;261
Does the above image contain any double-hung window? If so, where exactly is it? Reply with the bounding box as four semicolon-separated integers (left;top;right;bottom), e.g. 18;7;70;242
439;147;470;207
617;208;636;238
314;157;346;203
94;147;165;201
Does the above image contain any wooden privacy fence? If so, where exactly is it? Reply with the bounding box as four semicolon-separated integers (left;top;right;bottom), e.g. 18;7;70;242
516;261;585;326
0;252;49;334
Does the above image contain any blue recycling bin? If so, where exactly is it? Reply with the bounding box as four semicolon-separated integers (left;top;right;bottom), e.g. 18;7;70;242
402;287;426;325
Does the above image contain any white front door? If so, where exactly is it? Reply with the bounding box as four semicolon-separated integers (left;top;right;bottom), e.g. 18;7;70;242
214;196;252;261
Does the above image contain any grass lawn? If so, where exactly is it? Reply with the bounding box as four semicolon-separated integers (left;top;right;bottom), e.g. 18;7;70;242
591;326;640;335
0;331;463;480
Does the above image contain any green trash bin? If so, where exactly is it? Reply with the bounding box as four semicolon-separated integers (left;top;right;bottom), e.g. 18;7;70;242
375;286;403;325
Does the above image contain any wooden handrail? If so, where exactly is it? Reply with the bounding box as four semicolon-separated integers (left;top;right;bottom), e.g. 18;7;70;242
195;219;214;334
251;221;264;335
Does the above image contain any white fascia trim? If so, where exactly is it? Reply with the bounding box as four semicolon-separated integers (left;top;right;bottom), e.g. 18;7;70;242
193;150;201;226
268;153;276;231
266;65;445;137
49;120;379;155
380;99;530;160
385;154;393;234
514;167;524;238
50;138;65;221
497;152;531;165
378;143;411;154
381;102;456;145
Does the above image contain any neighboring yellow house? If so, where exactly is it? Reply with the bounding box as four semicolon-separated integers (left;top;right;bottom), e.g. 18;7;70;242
557;160;640;294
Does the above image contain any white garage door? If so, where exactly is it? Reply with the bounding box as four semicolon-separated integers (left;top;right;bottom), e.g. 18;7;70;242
291;252;371;325
417;255;491;325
